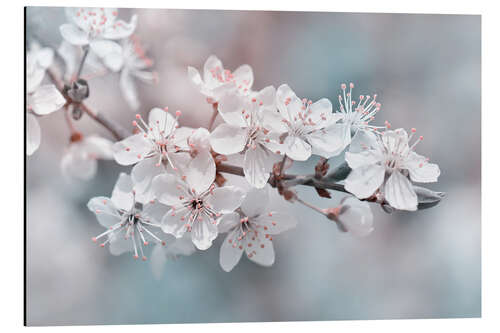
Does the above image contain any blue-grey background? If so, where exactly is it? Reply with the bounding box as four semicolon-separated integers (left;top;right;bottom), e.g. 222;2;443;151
26;8;481;325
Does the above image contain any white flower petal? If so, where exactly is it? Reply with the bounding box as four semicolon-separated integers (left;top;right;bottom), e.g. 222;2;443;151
241;187;269;218
219;229;244;272
185;150;216;194
82;136;114;159
102;15;138;39
308;123;349;159
276;84;302;121
405;152;440;183
210;123;247;155
243;146;273;188
284;135;311;161
217;212;240;233
203;55;223;85
187;66;203;88
344;164;385;199
142;202;169;224
87;196;121;228
103;50;124;72
111;173;134;211
36;47;54;69
112;133;152;165
254;85;276;110
59;23;90;46
148;108;178;137
345;150;378;170
233;64;253;91
217;93;247;127
191;217;218;250
90;39;122;59
161;208;188;238
30;85;66;115
246;236;274;267
254;212;297;235
384;171;418;211
131;157;165;194
206;186;245;214
152;173;186;207
339;197;374;237
27;114;41;156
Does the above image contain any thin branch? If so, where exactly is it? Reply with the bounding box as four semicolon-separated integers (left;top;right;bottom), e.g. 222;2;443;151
216;163;348;193
76;45;89;79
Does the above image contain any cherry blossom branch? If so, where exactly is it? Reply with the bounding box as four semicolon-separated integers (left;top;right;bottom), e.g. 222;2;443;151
216;163;349;193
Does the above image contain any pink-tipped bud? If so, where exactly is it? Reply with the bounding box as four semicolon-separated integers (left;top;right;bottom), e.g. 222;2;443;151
350;83;354;88
175;110;182;117
163;106;169;112
411;128;417;133
135;114;141;119
341;83;346;90
91;237;97;243
419;135;424;140
132;120;137;127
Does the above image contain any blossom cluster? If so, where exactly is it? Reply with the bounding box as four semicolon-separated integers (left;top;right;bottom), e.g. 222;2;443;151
26;8;442;276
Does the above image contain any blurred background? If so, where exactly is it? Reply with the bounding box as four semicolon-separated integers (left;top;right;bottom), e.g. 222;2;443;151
25;7;480;325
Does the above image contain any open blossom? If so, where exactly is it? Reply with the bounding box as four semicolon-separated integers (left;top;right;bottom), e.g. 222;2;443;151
26;43;66;155
61;134;114;180
272;84;343;161
333;82;383;153
187;55;253;103
217;187;297;272
179;127;216;187
344;128;440;211
152;171;245;251
60;8;137;61
324;196;374;237
112;108;191;193
27;41;54;93
88;173;169;260
210;86;282;188
101;35;158;110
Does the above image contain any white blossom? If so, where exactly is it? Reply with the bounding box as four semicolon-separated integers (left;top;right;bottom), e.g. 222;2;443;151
272;84;343;161
112;108;191;193
218;187;297;272
61;134;114;181
210;86;282;188
187;55;253;103
88;173;169;260
59;8;137;62
332;82;383;154
151;171;245;251
26;43;66;156
344;128;440;211
327;196;374;237
101;35;158;110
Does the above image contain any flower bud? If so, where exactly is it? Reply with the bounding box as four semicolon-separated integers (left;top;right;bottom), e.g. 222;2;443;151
325;197;374;237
